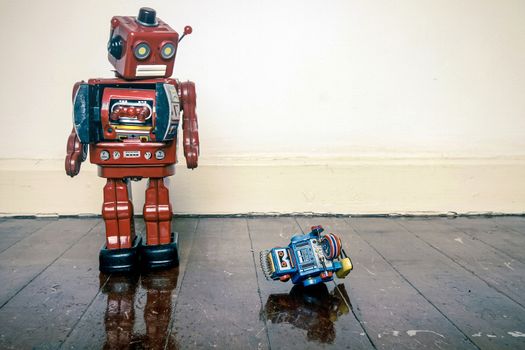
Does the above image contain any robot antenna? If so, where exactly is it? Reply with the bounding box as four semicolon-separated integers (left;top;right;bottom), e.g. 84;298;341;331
179;26;193;42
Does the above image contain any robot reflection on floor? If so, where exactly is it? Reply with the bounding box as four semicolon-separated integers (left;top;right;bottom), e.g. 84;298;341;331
101;269;179;348
65;8;199;272
262;283;351;343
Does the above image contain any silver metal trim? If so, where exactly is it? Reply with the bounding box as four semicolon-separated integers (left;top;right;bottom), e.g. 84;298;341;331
162;84;181;141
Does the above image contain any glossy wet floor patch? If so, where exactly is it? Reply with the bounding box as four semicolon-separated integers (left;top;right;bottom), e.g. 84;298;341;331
0;216;524;349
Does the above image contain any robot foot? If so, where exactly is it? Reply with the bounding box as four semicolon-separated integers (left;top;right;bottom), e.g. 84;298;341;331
140;232;179;271
99;236;142;273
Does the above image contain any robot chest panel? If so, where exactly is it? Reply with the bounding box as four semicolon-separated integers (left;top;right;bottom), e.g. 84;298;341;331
294;240;332;273
98;85;180;142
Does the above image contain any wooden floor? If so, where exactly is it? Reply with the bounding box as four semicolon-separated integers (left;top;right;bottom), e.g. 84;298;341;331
0;217;524;349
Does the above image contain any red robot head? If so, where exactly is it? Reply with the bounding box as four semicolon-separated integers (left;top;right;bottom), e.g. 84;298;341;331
107;8;192;80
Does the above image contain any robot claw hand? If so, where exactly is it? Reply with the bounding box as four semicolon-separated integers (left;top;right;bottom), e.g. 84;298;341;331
65;128;87;177
260;225;353;287
180;81;199;169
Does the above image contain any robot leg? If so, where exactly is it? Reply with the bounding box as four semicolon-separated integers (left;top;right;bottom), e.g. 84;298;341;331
99;178;141;273
141;177;179;270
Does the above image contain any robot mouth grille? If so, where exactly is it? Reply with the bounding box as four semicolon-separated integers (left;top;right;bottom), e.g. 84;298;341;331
135;64;167;77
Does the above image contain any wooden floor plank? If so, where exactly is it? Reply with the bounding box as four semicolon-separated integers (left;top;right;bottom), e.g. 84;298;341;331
492;217;525;233
0;218;55;253
171;218;268;349
248;217;375;350
295;217;477;350
61;218;198;349
398;218;525;308
1;216;524;349
446;218;525;264
0;219;102;349
0;218;99;308
349;218;525;350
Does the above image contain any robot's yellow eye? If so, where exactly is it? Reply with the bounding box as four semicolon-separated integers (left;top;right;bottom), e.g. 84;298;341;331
134;42;151;60
160;42;176;59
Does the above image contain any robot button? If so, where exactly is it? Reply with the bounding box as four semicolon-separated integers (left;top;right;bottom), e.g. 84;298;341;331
100;150;110;161
155;150;165;160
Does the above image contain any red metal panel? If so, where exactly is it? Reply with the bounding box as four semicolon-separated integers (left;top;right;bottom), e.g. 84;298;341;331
97;165;175;179
102;179;120;249
108;15;179;79
144;178;173;246
102;179;135;250
90;141;176;166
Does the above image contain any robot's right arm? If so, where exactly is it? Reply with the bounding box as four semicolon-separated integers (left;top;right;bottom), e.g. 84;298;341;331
65;128;87;177
65;82;88;177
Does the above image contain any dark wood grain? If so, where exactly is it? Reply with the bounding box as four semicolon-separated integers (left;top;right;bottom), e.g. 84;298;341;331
171;218;268;349
0;219;102;349
350;218;525;350
1;216;524;350
446;217;525;264
296;217;477;350
398;218;525;308
0;218;99;308
493;217;525;233
0;218;55;253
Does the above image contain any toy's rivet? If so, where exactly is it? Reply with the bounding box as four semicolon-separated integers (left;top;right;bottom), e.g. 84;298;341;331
100;150;110;161
155;150;165;160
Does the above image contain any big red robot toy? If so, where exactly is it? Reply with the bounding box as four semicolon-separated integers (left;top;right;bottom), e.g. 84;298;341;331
65;8;199;273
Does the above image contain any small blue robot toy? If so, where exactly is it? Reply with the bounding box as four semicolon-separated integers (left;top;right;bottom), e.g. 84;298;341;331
260;226;353;287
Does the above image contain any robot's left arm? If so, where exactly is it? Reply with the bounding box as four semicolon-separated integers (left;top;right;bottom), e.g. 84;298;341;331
179;81;200;169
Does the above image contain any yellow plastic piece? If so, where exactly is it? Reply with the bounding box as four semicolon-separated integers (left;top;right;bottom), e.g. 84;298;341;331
336;257;353;278
114;125;152;131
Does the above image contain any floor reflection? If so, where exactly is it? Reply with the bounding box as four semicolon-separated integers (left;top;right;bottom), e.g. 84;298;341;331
262;283;351;343
100;268;179;349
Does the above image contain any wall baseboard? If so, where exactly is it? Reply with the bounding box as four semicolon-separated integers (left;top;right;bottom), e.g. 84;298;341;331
1;157;524;215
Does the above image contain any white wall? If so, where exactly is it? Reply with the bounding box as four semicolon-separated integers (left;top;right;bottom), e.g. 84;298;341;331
0;0;524;215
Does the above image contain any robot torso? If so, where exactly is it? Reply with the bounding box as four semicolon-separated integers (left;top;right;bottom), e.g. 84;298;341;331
72;78;182;178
